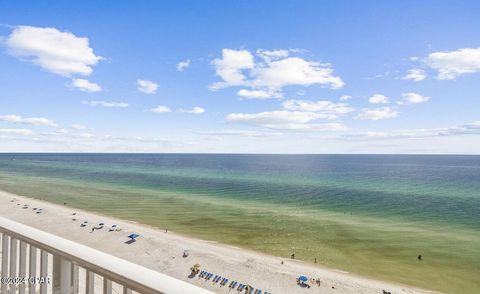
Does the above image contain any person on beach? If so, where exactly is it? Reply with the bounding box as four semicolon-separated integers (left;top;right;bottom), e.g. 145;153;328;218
291;253;295;259
314;257;317;264
418;254;422;260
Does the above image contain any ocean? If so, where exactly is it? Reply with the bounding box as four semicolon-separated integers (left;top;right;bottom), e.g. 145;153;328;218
0;154;478;293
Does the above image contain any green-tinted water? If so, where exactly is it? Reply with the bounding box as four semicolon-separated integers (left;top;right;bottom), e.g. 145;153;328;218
0;154;479;293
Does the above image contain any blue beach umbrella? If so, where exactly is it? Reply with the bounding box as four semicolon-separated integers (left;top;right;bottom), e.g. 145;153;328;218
298;276;308;282
128;233;140;240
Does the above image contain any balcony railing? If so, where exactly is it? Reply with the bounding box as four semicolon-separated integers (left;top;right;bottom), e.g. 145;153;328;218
0;217;213;294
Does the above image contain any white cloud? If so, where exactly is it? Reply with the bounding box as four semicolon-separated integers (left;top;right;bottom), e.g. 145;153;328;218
71;124;87;130
400;92;429;104
6;26;102;76
0;129;34;136
368;94;389;104
200;130;281;137
425;48;480;80
79;133;95;138
345;121;480;140
402;69;426;82
56;129;69;134
151;105;171;113
70;78;102;92
137;79;158;94
81;100;128;108
176;59;190;71
282;100;354;119
210;49;255;89
0;114;57;127
226;110;347;131
227;110;320;124
339;95;352;101
297;90;306;96
180;107;205;114
256;49;290;62
356;107;398;121
251;57;344;90
210;48;344;95
237;89;281;99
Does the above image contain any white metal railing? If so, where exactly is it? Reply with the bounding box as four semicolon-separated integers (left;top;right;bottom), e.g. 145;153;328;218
0;217;213;294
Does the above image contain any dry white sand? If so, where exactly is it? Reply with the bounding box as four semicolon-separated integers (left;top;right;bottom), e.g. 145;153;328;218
0;190;440;294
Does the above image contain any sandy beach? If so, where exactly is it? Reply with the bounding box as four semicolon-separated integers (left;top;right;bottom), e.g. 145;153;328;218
0;190;438;294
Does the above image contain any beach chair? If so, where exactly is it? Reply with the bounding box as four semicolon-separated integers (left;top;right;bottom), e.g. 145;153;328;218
231;281;237;289
216;276;222;283
213;275;218;282
222;278;229;286
237;284;244;291
229;281;235;288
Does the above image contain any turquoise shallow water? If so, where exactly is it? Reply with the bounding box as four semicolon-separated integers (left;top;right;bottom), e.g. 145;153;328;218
0;154;479;293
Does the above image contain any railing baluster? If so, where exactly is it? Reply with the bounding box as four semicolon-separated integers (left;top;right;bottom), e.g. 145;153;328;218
60;258;72;294
103;277;112;294
29;245;37;294
10;237;18;294
19;240;27;294
40;250;48;294
72;264;79;294
86;270;94;294
123;286;132;294
53;255;60;294
1;233;10;294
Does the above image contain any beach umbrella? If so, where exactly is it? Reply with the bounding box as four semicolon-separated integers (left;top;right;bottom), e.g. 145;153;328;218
128;233;140;240
298;276;308;282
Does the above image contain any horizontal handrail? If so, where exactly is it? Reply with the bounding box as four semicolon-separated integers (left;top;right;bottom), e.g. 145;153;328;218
0;217;213;294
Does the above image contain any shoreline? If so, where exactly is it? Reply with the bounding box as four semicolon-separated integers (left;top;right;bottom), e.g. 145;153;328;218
0;190;439;294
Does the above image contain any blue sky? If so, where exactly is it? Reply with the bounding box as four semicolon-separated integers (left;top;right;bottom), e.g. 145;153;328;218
1;1;479;153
